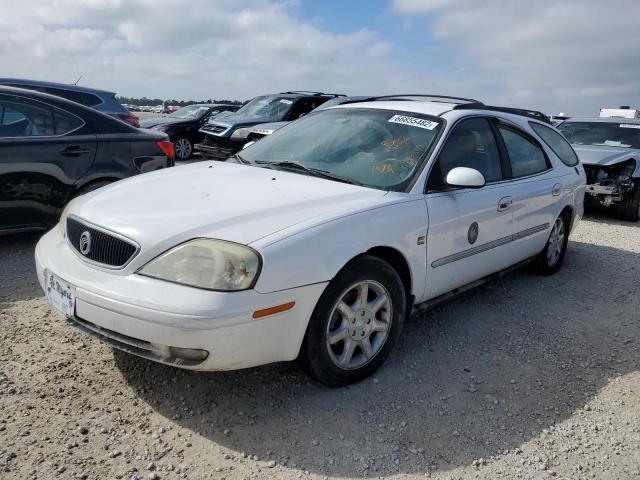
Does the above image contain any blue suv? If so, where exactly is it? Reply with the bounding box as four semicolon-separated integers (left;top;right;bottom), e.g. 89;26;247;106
0;78;140;127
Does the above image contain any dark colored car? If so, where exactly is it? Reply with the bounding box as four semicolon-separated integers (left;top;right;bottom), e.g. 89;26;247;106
245;95;371;142
0;78;140;128
0;86;174;235
195;91;344;160
139;104;240;160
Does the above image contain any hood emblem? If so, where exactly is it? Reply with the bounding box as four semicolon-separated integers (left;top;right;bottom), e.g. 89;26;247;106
79;231;92;255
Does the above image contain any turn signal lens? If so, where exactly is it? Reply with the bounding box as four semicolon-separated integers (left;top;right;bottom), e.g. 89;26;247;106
253;302;296;319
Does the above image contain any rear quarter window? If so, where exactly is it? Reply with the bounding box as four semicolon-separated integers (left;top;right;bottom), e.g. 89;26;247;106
530;122;579;167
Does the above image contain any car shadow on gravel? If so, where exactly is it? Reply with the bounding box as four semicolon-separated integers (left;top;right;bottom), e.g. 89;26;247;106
0;232;43;306
114;234;640;477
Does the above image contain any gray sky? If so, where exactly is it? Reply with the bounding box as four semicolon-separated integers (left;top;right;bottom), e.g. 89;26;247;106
1;0;638;116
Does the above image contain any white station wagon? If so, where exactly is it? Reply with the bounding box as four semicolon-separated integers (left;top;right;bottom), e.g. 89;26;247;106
36;95;586;386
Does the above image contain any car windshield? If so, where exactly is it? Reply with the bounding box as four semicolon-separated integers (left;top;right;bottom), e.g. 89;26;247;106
234;96;294;119
168;105;210;120
240;108;442;191
557;121;640;149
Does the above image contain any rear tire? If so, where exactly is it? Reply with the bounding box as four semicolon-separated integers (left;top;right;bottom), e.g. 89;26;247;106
617;181;640;222
531;212;569;276
298;255;406;387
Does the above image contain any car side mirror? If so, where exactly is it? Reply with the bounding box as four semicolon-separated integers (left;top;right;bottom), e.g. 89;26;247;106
242;141;256;150
445;167;486;188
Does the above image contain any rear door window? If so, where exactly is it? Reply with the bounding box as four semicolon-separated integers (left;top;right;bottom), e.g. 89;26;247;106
498;127;549;177
0;95;83;137
529;122;579;166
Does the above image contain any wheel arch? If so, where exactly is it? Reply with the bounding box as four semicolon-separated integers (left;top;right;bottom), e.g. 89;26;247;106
365;246;413;311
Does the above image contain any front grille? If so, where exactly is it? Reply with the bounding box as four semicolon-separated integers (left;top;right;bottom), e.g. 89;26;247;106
66;216;138;268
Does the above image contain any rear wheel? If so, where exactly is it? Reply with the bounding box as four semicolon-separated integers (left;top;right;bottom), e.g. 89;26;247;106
531;213;569;275
299;255;406;387
173;136;193;160
617;181;640;222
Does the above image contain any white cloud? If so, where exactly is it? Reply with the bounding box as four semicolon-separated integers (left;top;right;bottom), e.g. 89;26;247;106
391;0;640;115
0;0;402;100
1;0;638;114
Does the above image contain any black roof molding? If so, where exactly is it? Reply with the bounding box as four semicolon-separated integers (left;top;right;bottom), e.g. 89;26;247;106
454;104;551;124
279;91;346;97
341;94;482;105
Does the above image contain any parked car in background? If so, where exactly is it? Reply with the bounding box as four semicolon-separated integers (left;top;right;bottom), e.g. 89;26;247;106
195;91;344;160
0;86;174;235
0;78;140;128
557;117;640;221
246;95;370;142
140;104;240;160
36;94;584;386
599;106;640;119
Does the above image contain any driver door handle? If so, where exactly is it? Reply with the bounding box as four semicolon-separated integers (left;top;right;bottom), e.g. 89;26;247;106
497;196;513;212
60;145;91;156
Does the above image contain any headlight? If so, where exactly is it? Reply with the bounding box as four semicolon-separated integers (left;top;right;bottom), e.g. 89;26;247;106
138;239;261;291
152;125;168;131
230;127;252;140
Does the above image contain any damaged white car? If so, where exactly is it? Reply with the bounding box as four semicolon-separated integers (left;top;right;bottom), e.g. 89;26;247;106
36;95;585;386
557;117;640;221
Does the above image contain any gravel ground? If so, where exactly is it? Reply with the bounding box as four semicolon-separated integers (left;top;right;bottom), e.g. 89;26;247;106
1;213;639;480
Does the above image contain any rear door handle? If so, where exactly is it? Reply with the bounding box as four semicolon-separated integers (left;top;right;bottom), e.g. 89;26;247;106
552;183;561;196
60;145;91;156
497;196;513;212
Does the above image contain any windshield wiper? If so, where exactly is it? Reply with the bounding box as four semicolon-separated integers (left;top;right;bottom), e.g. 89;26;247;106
255;160;363;186
230;153;248;164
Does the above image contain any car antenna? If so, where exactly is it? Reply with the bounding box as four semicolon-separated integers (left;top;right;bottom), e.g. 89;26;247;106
73;74;84;85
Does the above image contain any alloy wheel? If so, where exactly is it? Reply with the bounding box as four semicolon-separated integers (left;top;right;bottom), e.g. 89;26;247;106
325;280;392;370
174;138;192;159
546;217;566;267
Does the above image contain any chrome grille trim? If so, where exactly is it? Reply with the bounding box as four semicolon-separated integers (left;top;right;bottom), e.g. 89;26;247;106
65;215;140;269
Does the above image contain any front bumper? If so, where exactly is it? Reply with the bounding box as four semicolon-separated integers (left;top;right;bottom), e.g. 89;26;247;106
35;228;327;371
194;136;245;161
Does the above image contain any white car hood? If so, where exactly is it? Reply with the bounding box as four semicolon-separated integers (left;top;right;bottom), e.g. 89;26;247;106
71;161;388;250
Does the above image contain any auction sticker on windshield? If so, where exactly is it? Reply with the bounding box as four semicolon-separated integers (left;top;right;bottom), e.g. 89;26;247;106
388;115;438;130
45;270;76;317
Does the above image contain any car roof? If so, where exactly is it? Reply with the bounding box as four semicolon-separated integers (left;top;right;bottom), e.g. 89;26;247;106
0;78;116;96
337;100;457;117
560;117;640;124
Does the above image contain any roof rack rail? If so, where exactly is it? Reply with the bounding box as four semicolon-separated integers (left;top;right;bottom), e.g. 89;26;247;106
340;94;483;106
454;104;551;124
279;91;346;97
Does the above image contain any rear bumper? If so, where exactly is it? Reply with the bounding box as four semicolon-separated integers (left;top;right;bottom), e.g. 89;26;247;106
35;228;327;371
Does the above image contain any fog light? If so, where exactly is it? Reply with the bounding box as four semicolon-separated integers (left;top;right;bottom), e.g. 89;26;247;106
150;343;208;362
169;346;209;362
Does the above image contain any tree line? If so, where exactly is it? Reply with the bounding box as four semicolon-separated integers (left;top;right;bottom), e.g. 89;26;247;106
116;96;244;107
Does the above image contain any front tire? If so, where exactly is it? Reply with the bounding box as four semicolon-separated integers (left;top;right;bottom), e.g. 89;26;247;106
531;212;569;275
299;255;406;387
173;136;193;160
617;181;640;222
